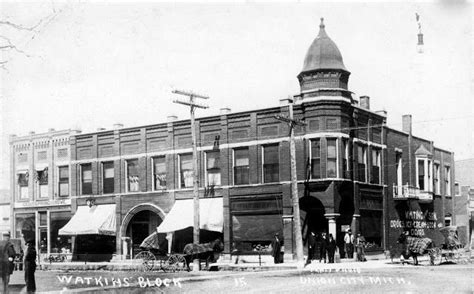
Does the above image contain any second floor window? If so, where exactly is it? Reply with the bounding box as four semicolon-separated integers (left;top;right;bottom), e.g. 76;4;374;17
180;154;193;188
37;168;48;198
263;145;279;183
81;164;92;195
371;149;381;184
357;145;367;182
58;166;69;197
434;163;440;194
18;172;29;200
206;151;221;186
126;159;140;192
417;158;432;191
102;162;114;194
342;139;350;179
234;148;249;185
153;156;167;190
445;166;451;196
395;152;403;187
326;139;337;178
311;139;321;179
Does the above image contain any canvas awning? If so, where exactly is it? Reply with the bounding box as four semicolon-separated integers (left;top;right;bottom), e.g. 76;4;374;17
157;198;223;233
58;204;116;236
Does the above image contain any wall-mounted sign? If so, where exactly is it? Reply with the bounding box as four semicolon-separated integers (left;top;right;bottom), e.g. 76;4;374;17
14;199;71;208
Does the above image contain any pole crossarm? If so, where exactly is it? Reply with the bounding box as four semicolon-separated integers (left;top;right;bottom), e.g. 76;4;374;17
274;115;306;127
172;89;209;100
173;99;208;109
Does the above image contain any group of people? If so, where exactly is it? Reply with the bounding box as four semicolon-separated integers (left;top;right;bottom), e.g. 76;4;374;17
0;231;37;293
305;231;337;265
344;229;367;262
305;229;367;265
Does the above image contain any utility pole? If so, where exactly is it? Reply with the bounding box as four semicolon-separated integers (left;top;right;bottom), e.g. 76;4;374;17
172;89;209;272
275;98;305;267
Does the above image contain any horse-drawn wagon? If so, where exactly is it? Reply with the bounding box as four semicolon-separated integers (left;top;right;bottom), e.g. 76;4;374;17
437;226;470;264
133;231;187;272
397;225;471;266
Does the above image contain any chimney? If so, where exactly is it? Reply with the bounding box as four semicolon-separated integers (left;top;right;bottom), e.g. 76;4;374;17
113;123;124;130
97;127;106;132
375;110;387;117
29;131;35;136
359;96;370;110
279;98;293;106
402;114;412;134
220;107;231;115
167;115;178;122
48;128;55;132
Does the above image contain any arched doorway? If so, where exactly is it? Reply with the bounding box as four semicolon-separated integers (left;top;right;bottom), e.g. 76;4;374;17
121;204;165;257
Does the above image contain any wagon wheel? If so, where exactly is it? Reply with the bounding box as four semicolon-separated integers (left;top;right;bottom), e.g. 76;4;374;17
428;247;441;265
135;251;156;271
166;254;187;272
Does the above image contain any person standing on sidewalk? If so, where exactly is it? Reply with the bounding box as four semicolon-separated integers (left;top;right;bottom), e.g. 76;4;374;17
327;234;337;263
0;231;16;294
356;233;366;262
319;232;328;263
271;233;282;264
344;229;354;259
305;231;316;266
24;240;36;293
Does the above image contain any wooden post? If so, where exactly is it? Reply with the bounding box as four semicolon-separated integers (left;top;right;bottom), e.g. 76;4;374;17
275;99;305;267
172;90;209;272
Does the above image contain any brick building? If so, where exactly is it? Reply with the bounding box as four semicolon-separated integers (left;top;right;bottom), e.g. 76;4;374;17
59;19;455;261
9;129;79;259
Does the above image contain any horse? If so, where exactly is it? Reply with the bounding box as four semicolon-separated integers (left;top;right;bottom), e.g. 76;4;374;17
397;233;436;265
183;238;224;271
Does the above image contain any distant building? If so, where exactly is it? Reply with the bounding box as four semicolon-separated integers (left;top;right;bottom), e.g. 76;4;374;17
456;159;474;187
455;158;474;248
0;189;10;233
60;19;455;261
9;129;79;258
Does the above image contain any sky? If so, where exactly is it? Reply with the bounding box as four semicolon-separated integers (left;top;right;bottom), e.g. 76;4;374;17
1;0;473;190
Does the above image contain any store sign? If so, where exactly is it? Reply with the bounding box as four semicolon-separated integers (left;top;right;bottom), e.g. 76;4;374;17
390;209;438;237
15;199;71;208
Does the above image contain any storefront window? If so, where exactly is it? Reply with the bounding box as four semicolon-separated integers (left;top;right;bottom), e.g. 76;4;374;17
15;213;35;242
50;211;72;253
231;197;283;253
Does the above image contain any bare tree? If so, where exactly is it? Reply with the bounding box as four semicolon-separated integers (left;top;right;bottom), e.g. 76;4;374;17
0;2;66;70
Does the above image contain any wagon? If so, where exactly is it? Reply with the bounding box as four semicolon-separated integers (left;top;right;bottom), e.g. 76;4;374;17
436;226;471;264
133;231;187;272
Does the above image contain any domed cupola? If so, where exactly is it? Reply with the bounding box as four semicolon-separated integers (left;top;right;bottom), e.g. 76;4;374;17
297;18;351;96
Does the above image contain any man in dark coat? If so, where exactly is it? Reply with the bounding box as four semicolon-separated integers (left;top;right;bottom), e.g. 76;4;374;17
327;234;337;263
271;233;282;264
1;231;16;294
305;231;316;266
24;240;36;293
319;232;328;263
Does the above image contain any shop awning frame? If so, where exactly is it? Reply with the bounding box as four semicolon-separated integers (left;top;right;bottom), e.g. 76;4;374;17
58;204;116;236
157;197;223;233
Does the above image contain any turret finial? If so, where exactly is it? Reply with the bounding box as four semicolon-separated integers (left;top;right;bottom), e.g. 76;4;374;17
320;17;325;29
